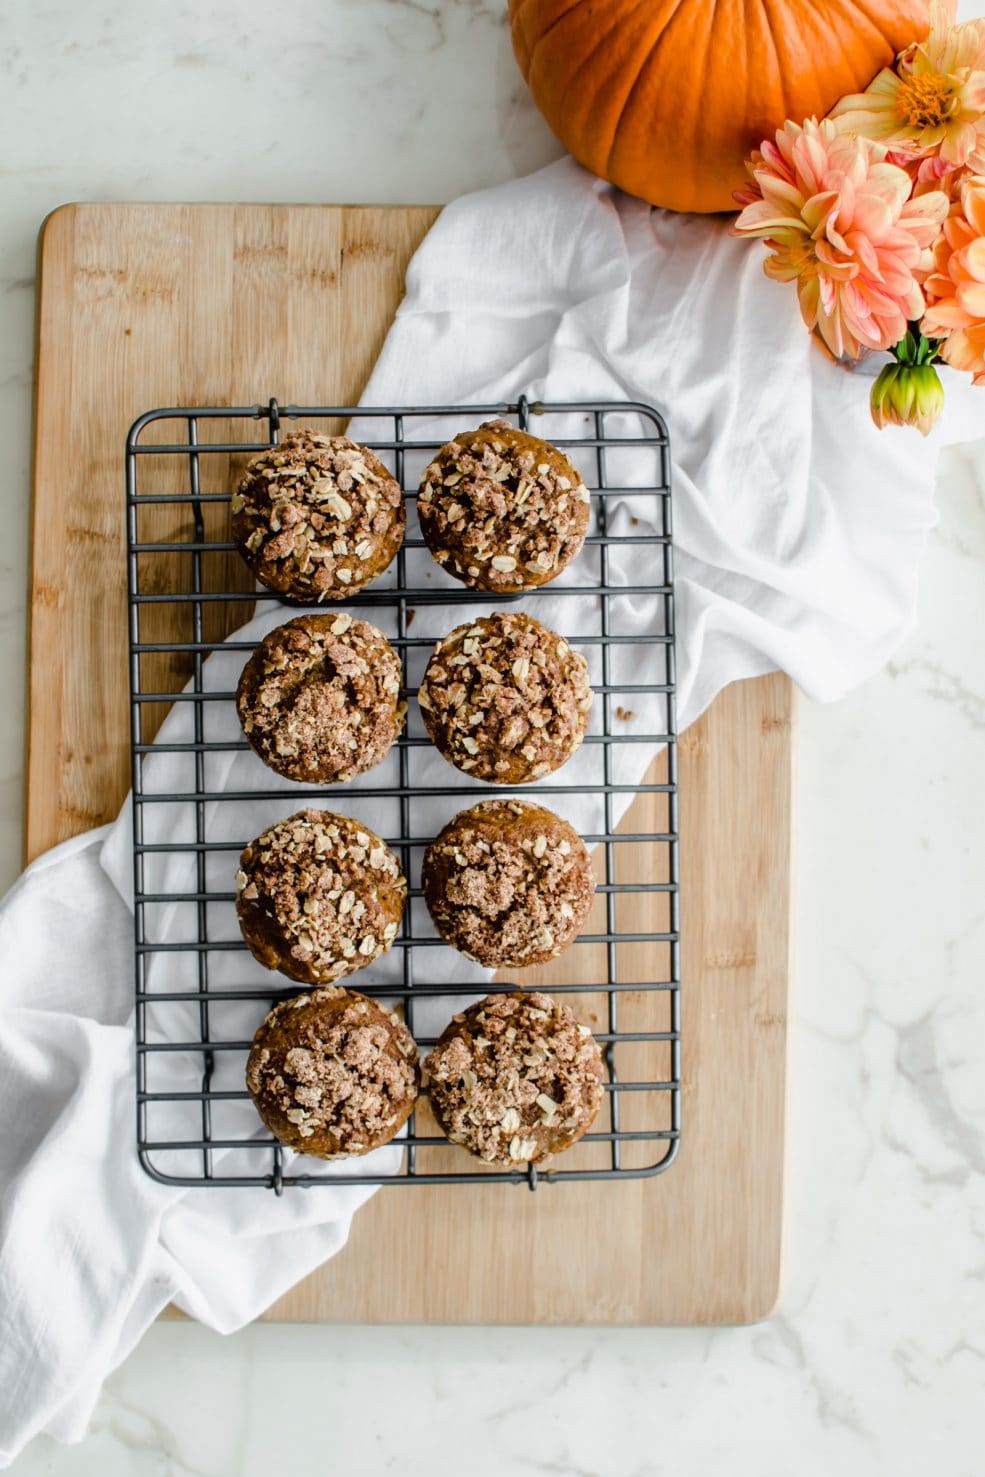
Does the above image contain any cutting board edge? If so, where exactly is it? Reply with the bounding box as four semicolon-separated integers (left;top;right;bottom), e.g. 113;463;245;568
769;676;799;1323
25;201;75;867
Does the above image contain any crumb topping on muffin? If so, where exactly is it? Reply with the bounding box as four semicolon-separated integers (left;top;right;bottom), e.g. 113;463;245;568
236;613;404;783
418;611;592;784
246;986;420;1157
232;428;405;600
418;420;590;593
236;810;406;985
423;800;595;966
424;991;605;1165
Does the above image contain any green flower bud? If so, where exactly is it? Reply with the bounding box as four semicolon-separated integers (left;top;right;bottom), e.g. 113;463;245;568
870;363;945;437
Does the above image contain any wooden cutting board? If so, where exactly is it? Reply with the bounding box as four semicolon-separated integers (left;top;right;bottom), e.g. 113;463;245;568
28;203;793;1324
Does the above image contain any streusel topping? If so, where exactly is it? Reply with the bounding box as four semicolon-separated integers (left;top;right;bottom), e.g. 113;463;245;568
424;991;605;1165
418;611;592;784
236;810;406;985
236;613;404;783
418;420;590;593
422;800;595;967
246;986;420;1157
232;429;404;601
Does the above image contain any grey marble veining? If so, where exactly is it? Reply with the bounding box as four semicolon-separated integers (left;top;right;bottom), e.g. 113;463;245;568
1;0;983;1472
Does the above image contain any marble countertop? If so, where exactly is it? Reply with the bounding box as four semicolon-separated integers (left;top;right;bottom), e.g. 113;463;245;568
1;1;983;1473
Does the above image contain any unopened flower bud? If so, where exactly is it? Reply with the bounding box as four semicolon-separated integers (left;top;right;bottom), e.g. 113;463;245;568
870;363;945;436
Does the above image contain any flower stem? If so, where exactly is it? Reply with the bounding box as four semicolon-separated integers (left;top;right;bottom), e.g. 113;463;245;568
895;322;943;366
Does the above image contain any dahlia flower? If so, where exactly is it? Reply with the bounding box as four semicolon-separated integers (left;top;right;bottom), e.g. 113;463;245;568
732;118;949;359
922;172;985;382
830;3;985;167
886;149;960;191
870;362;945;434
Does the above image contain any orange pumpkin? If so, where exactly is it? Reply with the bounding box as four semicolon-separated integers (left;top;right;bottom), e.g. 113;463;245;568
508;0;936;213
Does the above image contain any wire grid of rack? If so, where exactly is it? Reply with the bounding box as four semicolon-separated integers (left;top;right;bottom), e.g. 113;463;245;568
126;396;680;1192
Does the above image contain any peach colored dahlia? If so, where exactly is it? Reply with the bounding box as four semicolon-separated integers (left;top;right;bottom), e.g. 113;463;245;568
733;118;948;359
922;173;985;382
830;4;985;168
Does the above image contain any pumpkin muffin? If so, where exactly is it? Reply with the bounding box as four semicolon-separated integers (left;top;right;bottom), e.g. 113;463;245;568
417;419;591;593
424;991;605;1166
236;810;406;985
418;611;592;784
236;612;404;784
422;800;595;967
246;986;420;1158
231;429;405;601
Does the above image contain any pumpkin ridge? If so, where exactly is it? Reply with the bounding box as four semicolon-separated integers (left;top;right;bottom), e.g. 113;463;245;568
567;0;667;80
803;0;880;104
759;0;794;126
665;0;722;189
597;0;692;179
843;0;929;51
737;2;753;180
606;0;719;202
542;0;663;172
514;0;588;66
549;0;653;85
809;2;856;127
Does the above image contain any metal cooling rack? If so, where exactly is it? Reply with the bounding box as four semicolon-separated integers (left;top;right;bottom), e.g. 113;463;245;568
126;397;680;1191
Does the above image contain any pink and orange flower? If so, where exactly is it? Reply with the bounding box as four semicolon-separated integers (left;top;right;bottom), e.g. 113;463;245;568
732;118;948;359
830;3;985;167
922;172;985;382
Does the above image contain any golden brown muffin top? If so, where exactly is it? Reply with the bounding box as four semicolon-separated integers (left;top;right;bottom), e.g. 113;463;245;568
424;991;605;1166
236;613;404;784
418;420;590;593
246;986;419;1157
232;429;404;600
236;810;405;983
418;611;592;784
422;800;595;967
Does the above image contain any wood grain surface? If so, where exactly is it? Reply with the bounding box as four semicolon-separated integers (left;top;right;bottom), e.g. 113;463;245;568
29;203;793;1323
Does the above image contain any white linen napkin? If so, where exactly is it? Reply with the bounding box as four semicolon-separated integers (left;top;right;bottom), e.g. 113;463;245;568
1;156;981;1463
